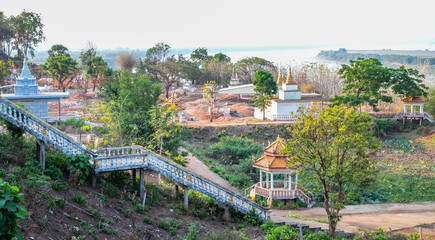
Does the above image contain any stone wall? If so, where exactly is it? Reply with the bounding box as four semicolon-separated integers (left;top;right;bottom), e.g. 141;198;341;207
11;99;48;119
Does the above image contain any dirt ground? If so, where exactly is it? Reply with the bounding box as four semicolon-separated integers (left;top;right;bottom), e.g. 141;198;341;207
273;202;435;238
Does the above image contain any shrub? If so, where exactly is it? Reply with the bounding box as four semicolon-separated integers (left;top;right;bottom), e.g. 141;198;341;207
45;152;70;172
48;199;56;211
143;216;154;224
158;218;181;235
68;154;93;185
102;182;118;198
135;204;148;214
171;203;187;215
61;118;86;128
56;199;66;209
72;193;86;205
123;209;130;218
208;136;262;164
51;180;69;191
44;165;63;180
373;119;402;137
0;178;27;240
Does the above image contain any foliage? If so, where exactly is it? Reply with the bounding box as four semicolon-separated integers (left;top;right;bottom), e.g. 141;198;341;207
203;80;219;122
0;60;11;85
68;154;93;185
253;70;277;120
61;117;86;128
148;105;182;155
0;178;27;240
41;44;78;92
158;218;181;235
10;10;45;56
208;136;262;164
72;192;86;205
424;88;435;116
143;216;154;224
89;71;161;146
373;119;402;137
181;223;198;240
236;57;276;84
330;58;427;111
283;105;380;236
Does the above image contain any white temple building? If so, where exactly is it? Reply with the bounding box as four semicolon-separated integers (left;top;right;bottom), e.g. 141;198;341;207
254;67;326;120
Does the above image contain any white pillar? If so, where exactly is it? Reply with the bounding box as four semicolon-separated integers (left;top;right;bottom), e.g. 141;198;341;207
421;105;424;113
260;170;263;187
271;173;274;191
411;105;414;114
288;173;291;190
404;104;406;113
295;174;298;189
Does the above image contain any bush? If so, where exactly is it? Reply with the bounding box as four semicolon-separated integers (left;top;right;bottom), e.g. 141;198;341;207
68;154;93;185
158;218;181;235
135;204;148;214
45;152;70;172
373;119;402;137
61;118;86;128
143;216;154;224
208;136;262;164
0;178;27;240
44;165;63;180
72;192;86;205
51;180;69;191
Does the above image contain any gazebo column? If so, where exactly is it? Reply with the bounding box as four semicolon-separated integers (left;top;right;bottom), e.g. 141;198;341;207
403;104;406;113
288;173;292;190
271;173;274;191
260;170;263;187
266;172;269;188
295;174;298;189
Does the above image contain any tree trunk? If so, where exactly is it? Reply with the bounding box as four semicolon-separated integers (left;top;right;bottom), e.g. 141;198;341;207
262;107;266;120
209;106;213;122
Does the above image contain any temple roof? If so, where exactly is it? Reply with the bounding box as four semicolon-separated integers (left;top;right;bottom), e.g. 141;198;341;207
19;57;34;80
401;95;426;104
253;137;295;172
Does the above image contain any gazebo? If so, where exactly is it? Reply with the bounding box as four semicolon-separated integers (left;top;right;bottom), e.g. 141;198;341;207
394;96;434;124
245;137;312;206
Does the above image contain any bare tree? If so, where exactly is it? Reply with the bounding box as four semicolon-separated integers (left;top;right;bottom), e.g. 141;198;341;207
116;52;136;72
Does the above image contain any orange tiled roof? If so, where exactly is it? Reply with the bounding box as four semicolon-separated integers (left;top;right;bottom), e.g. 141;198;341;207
253;137;296;172
401;95;426;104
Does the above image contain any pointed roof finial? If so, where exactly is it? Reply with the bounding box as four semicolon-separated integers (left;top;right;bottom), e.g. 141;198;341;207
285;66;296;85
277;68;284;85
20;54;33;79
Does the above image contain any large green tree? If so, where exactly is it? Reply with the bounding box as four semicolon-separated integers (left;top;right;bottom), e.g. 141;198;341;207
0;60;11;86
11;10;45;57
236;57;276;84
41;45;78;92
330;58;427;111
283;105;379;236
0;12;13;57
252;70;277;120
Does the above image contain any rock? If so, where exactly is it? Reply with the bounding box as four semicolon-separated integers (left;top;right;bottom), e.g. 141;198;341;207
30;224;38;228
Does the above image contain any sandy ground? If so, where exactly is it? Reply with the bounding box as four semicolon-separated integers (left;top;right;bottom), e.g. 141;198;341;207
181;147;240;194
273;202;435;238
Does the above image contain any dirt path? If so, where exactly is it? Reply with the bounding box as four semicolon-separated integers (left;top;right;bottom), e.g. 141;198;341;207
273;202;435;238
186;118;294;127
180;147;240;194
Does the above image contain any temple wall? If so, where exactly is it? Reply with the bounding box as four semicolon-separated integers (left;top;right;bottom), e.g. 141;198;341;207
11;99;49;119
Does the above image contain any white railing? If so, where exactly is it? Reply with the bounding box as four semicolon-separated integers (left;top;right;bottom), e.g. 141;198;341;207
94;146;272;222
394;112;434;122
1;95;271;222
270;114;295;121
0;96;96;157
245;183;312;206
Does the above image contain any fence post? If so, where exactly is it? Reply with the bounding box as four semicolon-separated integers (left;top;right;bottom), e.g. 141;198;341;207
36;139;45;170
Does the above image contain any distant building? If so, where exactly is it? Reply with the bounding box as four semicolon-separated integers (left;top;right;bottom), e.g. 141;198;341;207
229;68;240;86
254;67;326;120
2;57;69;121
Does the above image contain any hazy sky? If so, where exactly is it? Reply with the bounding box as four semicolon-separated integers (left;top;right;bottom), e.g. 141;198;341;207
5;0;435;51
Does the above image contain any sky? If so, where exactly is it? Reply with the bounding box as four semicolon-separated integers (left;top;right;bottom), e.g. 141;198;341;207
4;0;435;52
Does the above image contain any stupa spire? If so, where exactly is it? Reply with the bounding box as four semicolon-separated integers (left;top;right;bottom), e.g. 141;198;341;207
277;68;284;85
285;66;296;85
20;54;33;78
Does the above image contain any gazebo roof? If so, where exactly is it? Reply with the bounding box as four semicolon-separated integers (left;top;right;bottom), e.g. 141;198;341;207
401;95;426;104
163;95;184;110
253;137;295;172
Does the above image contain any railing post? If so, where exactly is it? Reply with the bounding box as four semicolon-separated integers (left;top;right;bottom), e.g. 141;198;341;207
140;168;145;200
183;186;189;208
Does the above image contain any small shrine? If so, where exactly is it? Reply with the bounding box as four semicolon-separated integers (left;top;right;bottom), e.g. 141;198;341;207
254;67;326;120
394;96;434;124
163;95;184;122
245;137;312;206
2;57;69;122
229;68;240;86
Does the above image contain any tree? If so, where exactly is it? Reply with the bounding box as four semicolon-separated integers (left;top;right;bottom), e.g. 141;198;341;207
424;88;435;116
203;81;218;122
0;12;13;57
79;44;109;92
90;71;161;146
0;60;11;86
330;58;427;111
148;105;181;155
41;45;78;92
283;105;379;236
190;47;210;64
79;42;97;93
252;70;277;120
11;10;45;57
116;52;136;72
236;57;276;84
